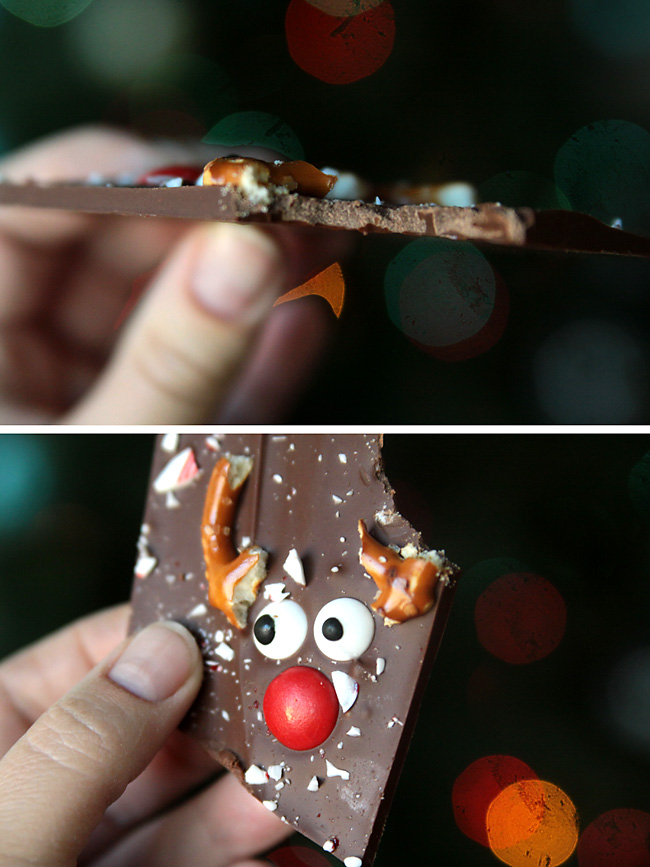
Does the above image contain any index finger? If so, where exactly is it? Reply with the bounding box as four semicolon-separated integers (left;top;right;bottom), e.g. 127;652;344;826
0;604;129;756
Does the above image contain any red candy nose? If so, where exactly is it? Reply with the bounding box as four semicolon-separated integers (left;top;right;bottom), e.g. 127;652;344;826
263;666;339;751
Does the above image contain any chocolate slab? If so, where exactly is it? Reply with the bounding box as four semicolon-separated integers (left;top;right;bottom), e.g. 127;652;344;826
130;434;459;866
4;178;650;256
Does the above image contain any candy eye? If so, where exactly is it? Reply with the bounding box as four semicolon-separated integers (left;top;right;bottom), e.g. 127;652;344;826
252;600;308;660
314;598;375;662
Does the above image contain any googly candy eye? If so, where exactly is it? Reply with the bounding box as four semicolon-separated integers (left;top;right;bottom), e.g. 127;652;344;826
253;600;308;660
314;598;375;662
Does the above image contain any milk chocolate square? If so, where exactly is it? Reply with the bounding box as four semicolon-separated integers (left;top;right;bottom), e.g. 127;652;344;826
130;433;459;866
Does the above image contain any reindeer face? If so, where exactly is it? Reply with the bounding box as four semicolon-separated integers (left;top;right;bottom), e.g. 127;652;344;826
131;434;458;866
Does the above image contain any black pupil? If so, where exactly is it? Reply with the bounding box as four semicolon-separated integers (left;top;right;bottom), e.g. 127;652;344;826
322;617;344;642
254;614;275;645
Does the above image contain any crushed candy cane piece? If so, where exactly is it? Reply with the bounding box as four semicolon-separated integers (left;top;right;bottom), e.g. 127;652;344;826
166;491;181;509
346;726;361;737
283;547;306;586
188;603;208;617
215;642;235;661
263;582;290;603
268;764;284;781
153;447;199;493
307;775;320;791
160;432;179;453
376;657;386;677
245;765;270;785
263;800;278;811
325;759;350;780
332;670;359;712
135;555;157;579
345;858;363;867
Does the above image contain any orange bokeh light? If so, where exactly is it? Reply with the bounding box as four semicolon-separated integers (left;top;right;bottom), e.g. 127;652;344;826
487;780;579;867
452;755;539;847
285;0;395;85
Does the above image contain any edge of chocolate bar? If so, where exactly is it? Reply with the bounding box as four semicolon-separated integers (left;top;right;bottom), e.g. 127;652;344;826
1;181;648;257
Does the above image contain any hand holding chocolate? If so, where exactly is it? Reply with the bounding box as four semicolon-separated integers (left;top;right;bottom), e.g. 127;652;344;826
130;434;459;866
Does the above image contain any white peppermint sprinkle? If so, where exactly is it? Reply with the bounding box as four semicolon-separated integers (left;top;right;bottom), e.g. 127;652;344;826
241;535;251;547
165;491;181;509
263;582;290;603
332;494;343;504
215;629;224;643
347;726;361;737
188;603;208;617
164;177;183;187
325;759;350;780
221;709;230;721
135;555;157;579
215;642;235;662
275;781;284;790
345;858;363;867
153;447;199;493
307;775;320;791
262;800;278;811
376;657;386;677
338;453;347;463
160;432;179;453
268;764;284;781
205;435;221;451
244;765;269;785
323;839;337;852
273;473;283;483
283;548;306;586
332;670;359;712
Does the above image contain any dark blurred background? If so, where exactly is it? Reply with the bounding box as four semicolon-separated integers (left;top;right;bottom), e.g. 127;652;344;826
1;0;650;422
2;433;650;865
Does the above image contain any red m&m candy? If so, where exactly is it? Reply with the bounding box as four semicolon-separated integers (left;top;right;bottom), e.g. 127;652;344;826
263;666;339;751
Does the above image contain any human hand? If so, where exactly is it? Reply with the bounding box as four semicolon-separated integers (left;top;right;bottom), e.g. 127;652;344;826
0;606;290;866
0;127;353;423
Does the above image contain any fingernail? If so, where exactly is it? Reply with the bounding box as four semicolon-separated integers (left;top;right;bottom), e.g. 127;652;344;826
192;225;284;321
109;622;197;702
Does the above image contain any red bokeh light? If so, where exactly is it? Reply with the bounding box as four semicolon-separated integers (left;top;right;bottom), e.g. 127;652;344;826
577;809;650;866
474;572;567;665
285;0;395;84
268;844;332;867
452;755;539;846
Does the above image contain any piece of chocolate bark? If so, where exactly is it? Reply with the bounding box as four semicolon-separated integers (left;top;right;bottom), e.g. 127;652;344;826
130;433;459;866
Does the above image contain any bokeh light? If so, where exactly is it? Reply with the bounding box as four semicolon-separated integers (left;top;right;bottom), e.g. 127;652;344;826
554;120;650;234
285;0;395;84
479;171;570;210
203;111;304;160
570;0;650;59
128;53;237;138
0;0;94;27
274;262;346;318
577;808;650;866
474;572;567;665
487;781;578;867
0;437;55;535
533;319;647;423
305;0;385;16
66;0;191;87
604;647;650;755
628;449;650;523
452;755;539;846
384;238;508;362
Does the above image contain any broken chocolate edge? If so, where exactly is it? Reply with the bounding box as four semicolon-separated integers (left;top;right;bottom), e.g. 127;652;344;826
1;182;648;257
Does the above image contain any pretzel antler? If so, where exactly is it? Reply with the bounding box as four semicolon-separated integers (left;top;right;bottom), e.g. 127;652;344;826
358;520;442;625
202;455;267;629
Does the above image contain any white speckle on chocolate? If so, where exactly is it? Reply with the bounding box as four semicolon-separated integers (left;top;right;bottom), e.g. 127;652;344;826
134;555;157;579
215;642;235;661
347;726;362;737
323;838;338;852
332;671;359;712
268;764;284;781
188;603;208;617
273;474;283;483
376;658;386;677
332;494;343;504
160;432;180;453
283;548;306;586
344;858;363;867
165;491;181;509
338;454;348;464
244;765;270;785
326;760;350;780
307;775;321;791
262;800;278;812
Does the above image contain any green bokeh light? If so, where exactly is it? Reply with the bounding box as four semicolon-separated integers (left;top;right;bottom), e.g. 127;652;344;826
571;0;650;58
384;238;496;348
554;119;650;233
203;111;304;160
479;170;570;210
1;0;95;27
0;436;56;535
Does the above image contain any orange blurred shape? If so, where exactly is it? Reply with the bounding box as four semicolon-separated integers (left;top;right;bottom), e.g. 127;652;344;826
474;572;567;665
487;780;579;867
274;262;345;317
285;0;395;85
577;808;650;866
452;755;539;847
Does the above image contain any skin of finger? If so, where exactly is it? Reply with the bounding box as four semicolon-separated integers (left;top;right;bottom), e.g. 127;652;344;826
90;771;291;867
216;296;332;423
62;223;288;424
0;624;203;867
0;605;130;756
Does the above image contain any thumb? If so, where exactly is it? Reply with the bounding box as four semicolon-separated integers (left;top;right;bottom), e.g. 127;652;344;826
0;621;202;867
64;222;288;424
